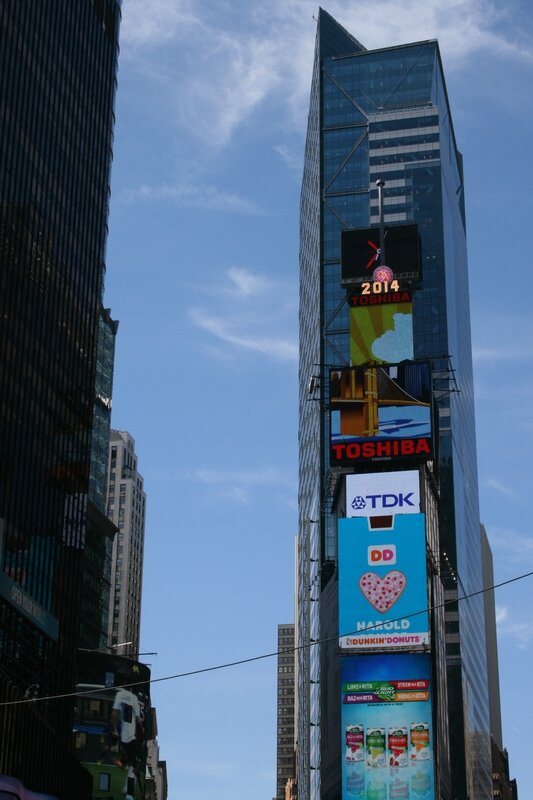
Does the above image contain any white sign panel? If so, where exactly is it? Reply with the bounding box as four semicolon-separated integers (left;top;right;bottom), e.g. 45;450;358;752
346;470;420;518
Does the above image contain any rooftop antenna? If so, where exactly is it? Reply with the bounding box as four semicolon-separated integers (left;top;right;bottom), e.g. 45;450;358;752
376;178;386;266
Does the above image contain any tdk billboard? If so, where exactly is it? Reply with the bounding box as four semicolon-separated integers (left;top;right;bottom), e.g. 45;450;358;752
346;470;420;518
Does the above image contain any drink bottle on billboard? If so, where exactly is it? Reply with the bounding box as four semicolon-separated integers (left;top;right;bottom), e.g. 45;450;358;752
366;727;386;768
388;726;408;767
345;724;365;762
410;722;430;761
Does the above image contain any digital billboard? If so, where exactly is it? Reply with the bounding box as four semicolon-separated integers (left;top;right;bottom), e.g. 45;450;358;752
73;652;151;800
341;224;420;285
350;301;413;366
338;515;429;650
346;471;420;519
341;653;435;800
330;363;432;466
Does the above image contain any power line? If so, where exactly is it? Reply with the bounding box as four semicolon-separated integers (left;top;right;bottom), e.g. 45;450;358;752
1;568;531;708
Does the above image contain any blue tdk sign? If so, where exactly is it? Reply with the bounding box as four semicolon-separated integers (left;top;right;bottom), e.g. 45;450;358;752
346;471;420;518
351;493;415;511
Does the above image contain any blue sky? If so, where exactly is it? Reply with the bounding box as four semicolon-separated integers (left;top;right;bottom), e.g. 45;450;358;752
104;1;533;797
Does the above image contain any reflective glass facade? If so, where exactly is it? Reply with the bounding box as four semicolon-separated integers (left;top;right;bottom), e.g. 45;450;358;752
0;1;121;795
298;10;491;800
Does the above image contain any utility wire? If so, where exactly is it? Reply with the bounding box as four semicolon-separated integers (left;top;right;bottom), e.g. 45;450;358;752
0;569;531;708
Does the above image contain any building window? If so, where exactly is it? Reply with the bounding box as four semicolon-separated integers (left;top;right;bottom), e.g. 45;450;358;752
99;773;111;791
89;699;101;718
75;732;87;749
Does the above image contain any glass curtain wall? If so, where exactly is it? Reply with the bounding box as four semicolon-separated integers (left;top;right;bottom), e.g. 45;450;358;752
298;10;491;800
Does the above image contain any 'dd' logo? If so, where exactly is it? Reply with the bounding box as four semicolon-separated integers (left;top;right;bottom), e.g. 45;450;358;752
351;496;366;510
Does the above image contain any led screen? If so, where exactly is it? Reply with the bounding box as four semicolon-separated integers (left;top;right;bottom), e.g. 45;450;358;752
73;652;152;800
341;653;435;800
341;224;420;284
338;516;429;650
346;471;420;519
350;301;413;366
330;362;432;466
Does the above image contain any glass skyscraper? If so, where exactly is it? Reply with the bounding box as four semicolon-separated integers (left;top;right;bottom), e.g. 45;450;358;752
298;10;491;800
0;1;121;795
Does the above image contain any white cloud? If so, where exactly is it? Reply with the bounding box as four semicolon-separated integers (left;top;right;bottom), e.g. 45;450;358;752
193;465;292;487
185;265;296;363
485;477;516;497
191;465;296;505
473;344;533;363
486;527;533;569
120;181;263;214
472;313;533;364
497;617;533;650
496;605;533;649
120;0;200;46
226;267;270;297
150;465;296;505
274;144;303;173
189;307;298;361
118;0;533;149
326;0;532;65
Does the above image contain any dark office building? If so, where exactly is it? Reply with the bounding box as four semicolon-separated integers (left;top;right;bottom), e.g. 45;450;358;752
298;9;494;800
481;525;518;798
0;1;121;797
80;309;119;653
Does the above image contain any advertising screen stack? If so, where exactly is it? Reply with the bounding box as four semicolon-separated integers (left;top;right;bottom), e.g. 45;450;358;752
334;225;437;800
73;652;152;800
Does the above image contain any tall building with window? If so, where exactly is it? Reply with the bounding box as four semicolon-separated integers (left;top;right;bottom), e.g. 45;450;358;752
298;9;493;800
274;624;296;800
80;308;119;652
0;1;121;795
106;431;146;658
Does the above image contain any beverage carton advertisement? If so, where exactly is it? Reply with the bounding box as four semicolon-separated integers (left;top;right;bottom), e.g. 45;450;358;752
341;654;435;800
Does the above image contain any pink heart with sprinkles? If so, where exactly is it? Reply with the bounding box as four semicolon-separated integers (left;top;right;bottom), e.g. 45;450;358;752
359;571;406;613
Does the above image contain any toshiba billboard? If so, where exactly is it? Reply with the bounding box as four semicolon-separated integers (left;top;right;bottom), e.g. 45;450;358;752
346;470;420;518
329;362;433;466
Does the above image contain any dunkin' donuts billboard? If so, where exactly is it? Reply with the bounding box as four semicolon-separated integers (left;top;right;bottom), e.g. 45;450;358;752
329;362;432;467
341;653;435;800
338;515;429;651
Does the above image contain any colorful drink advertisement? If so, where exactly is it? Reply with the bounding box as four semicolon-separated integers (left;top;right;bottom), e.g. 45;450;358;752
341;654;435;800
338;516;429;650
